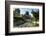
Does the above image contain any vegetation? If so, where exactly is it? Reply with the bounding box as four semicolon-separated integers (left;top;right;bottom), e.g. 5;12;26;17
25;11;29;15
13;8;39;27
14;17;26;27
31;9;39;26
31;9;39;21
13;8;26;27
13;8;20;16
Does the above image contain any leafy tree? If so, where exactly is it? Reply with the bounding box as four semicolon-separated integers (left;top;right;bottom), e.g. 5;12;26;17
13;8;20;25
31;9;39;24
13;8;20;16
25;11;29;15
15;8;20;13
31;9;39;20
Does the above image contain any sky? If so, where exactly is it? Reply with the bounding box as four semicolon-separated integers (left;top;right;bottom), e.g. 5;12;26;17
19;8;39;15
13;8;39;16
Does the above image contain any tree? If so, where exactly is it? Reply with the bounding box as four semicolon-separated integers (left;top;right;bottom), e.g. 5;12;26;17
15;8;20;13
31;9;39;20
25;11;29;15
13;8;20;24
13;8;20;16
31;9;39;24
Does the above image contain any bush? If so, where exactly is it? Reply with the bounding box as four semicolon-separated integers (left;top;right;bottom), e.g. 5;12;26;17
13;17;26;27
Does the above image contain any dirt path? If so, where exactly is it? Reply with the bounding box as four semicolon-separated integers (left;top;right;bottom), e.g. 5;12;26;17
18;21;39;27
